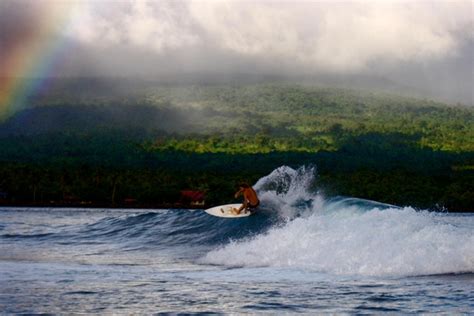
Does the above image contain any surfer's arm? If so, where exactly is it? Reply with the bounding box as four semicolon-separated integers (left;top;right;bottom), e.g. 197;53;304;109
234;189;243;198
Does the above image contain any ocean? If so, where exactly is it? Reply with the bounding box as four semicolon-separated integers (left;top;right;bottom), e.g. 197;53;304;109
1;166;473;314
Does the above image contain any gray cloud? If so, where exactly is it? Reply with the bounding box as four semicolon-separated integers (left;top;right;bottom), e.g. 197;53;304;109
1;0;473;104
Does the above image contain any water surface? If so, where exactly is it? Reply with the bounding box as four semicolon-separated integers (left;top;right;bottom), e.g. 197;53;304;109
1;167;473;313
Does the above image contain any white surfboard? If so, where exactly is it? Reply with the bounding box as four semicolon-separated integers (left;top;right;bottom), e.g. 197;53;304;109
204;203;252;218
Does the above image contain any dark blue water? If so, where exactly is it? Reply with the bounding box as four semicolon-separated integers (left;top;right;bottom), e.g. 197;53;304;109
1;167;473;314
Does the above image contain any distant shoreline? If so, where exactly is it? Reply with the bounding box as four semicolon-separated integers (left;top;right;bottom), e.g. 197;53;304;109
0;202;472;213
0;202;207;210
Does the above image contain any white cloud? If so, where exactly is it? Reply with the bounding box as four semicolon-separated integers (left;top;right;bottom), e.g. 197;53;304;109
2;0;471;103
62;0;472;73
189;0;472;72
67;0;199;51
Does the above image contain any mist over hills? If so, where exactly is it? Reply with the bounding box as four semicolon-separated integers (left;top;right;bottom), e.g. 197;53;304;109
7;73;472;109
1;79;472;153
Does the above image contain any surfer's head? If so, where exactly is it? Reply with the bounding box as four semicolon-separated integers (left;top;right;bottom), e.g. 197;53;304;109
239;183;250;189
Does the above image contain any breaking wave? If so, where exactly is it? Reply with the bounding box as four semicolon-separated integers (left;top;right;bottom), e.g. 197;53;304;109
202;166;474;277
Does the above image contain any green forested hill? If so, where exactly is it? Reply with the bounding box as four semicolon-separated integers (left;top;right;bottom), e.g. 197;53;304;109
0;82;473;211
23;83;474;152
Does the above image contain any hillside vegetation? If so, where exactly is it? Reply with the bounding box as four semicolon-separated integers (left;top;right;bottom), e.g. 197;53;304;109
0;82;473;211
23;82;473;152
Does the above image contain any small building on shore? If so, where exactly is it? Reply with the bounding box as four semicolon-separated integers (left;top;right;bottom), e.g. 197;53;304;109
124;197;137;205
180;190;206;207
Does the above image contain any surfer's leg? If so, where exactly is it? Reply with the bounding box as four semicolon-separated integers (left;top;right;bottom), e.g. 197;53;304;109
231;208;240;215
238;201;248;214
233;203;245;214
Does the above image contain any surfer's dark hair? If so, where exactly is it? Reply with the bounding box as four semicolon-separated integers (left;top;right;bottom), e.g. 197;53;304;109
239;183;250;188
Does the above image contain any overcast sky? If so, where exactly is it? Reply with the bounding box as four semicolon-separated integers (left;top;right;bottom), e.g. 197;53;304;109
1;0;473;104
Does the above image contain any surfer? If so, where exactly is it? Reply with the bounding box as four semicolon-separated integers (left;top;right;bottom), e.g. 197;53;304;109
233;183;260;214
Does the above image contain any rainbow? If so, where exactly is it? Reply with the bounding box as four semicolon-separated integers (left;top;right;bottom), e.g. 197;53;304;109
0;1;79;121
